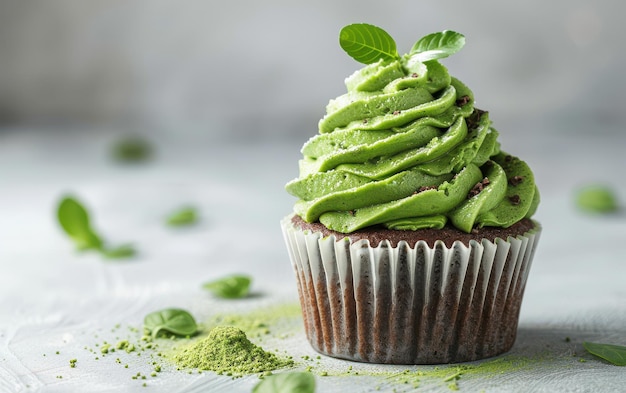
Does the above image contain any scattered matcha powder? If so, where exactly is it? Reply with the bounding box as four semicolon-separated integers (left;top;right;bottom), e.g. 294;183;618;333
100;343;111;355
52;305;559;391
202;303;301;340
116;340;136;353
379;356;539;391
173;326;293;376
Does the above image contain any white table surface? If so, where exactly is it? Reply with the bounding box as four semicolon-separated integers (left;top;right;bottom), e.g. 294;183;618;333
1;126;625;392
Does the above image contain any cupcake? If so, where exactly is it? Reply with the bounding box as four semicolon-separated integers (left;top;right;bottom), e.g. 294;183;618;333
281;24;541;364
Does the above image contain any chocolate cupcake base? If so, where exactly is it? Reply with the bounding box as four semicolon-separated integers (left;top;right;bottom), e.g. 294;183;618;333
281;215;541;364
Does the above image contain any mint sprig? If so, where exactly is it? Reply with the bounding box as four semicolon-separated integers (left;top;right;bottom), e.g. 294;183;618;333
340;23;398;64
410;30;465;62
339;24;465;65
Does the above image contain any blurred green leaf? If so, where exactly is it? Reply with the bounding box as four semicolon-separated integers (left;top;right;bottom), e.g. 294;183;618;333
56;195;135;260
57;196;102;251
202;275;252;299
575;185;619;213
102;244;137;259
166;206;198;227
112;136;152;162
253;372;316;393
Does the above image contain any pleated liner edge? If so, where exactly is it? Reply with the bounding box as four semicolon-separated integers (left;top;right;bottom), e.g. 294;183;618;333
281;216;541;364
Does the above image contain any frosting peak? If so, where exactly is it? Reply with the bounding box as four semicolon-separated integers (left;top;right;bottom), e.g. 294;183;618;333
286;30;539;233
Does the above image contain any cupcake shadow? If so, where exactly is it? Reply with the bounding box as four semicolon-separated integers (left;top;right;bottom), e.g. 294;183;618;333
512;325;601;360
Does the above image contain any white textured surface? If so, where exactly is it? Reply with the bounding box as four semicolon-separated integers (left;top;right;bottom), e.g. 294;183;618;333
1;128;626;392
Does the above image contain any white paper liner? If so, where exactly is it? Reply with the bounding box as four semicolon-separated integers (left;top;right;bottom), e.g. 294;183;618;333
281;216;541;364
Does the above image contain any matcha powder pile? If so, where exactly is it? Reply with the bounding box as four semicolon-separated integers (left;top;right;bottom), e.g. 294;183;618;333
173;326;293;376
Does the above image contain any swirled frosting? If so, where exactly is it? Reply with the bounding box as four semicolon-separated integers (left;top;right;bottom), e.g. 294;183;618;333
286;55;539;233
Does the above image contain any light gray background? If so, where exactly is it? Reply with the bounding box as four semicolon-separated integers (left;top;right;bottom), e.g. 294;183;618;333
1;0;625;140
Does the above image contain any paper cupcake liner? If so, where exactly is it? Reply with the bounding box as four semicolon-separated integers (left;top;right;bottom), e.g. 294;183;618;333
281;216;541;364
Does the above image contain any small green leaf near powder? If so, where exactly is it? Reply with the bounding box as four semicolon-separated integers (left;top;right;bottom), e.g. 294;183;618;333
253;371;316;393
339;23;399;64
143;308;198;339
575;185;619;213
409;30;465;62
202;275;252;299
583;342;626;366
166;206;198;227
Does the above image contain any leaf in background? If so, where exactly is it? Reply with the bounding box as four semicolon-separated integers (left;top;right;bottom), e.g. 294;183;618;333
102;244;137;259
202;274;252;299
339;23;398;64
144;308;198;339
57;196;102;251
583;342;626;366
166;206;198;227
253;372;316;393
57;195;135;259
410;30;465;62
575;185;619;213
112;136;152;163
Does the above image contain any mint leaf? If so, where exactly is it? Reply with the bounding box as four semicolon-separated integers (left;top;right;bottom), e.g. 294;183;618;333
202;275;252;299
583;342;626;366
410;30;465;62
166;206;198;227
144;308;198;339
57;196;102;251
575;185;619;213
112;136;152;162
56;195;135;259
339;23;398;64
253;372;316;393
102;244;136;259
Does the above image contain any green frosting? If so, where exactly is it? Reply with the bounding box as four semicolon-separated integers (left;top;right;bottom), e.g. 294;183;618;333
286;56;539;233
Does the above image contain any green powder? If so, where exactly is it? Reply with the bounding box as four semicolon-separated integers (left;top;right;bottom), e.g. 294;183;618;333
379;355;543;391
310;355;547;391
202;303;302;339
173;326;293;376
